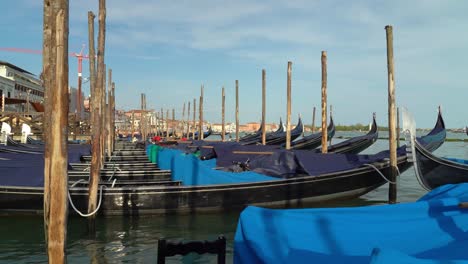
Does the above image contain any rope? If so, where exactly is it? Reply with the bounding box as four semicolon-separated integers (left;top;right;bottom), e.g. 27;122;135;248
70;179;86;187
107;152;119;182
111;179;117;188
68;185;105;217
363;163;398;184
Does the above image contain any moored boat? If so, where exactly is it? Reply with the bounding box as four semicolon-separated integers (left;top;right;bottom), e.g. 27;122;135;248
322;113;378;154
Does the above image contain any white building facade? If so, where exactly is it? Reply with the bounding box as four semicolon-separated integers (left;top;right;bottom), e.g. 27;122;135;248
0;61;44;112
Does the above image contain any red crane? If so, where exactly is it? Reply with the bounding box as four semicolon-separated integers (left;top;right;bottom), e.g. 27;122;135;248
0;45;90;116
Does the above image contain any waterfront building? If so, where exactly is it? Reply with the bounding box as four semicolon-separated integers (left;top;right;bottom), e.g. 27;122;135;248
0;61;44;112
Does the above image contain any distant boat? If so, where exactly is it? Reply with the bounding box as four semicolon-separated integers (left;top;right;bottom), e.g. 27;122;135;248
289;116;335;150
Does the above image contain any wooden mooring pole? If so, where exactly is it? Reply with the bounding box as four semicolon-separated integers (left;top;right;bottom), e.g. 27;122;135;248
166;109;169;137
106;69;112;156
312;106;316;133
321;51;328;154
100;64;106;166
221;87;225;141
88;0;106;229
285;62;292;150
396;107;400;148
186;101;190;138
262;69;266;145
199;85;204;140
385;25;398;204
329;105;333;146
141;93;145;139
111;82;115;151
172;108;175;138
131;110;135;138
42;0;55;249
43;0;69;261
235;80;239;142
182;102;186;138
193;98;196;140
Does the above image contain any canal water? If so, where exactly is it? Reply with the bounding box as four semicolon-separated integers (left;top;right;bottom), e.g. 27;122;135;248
0;132;466;263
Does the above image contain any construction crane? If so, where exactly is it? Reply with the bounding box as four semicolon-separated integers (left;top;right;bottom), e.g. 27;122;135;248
0;45;90;117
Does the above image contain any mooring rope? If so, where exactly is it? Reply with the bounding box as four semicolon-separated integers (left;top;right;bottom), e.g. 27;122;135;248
111;179;117;188
363;163;398;184
107;153;120;182
68;185;105;217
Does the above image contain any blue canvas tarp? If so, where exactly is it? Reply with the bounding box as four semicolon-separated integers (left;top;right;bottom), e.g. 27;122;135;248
234;183;468;264
213;145;407;178
156;148;279;185
0;151;44;187
0;144;91;187
369;248;468;264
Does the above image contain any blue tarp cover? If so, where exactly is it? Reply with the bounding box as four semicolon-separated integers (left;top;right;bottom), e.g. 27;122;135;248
0;145;91;187
234;183;468;264
369;248;468;264
156;148;278;185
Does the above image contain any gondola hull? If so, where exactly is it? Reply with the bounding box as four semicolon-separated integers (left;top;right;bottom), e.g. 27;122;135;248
0;157;410;215
409;139;468;190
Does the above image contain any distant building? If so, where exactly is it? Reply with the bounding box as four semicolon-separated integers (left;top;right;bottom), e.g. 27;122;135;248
68;86;85;115
0;61;44;112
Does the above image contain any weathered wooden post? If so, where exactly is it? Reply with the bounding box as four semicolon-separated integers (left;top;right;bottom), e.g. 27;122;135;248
43;0;69;261
221;87;225;141
285;62;292;150
131;110;135;138
182;102;186;138
235;80;239;142
321;51;328;154
88;0;106;227
329;105;333;146
105;68;112;156
42;0;55;246
140;93;145;140
87;9;101;221
312;106;316;133
199;85;204;140
396;107;400;148
100;64;107;166
111;82;115;151
385;25;398;204
172;108;175;138
192;98;196;140
262;69;266;145
166;109;169;137
160;108;163;136
186;101;190;138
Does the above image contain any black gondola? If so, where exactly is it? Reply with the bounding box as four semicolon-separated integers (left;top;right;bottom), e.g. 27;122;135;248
241;118;303;145
183;126;213;140
238;118;284;143
289;116;335;150
408;137;467;190
323;114;378;154
405;109;465;191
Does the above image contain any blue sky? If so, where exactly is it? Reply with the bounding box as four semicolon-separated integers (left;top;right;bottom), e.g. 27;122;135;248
1;0;467;128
